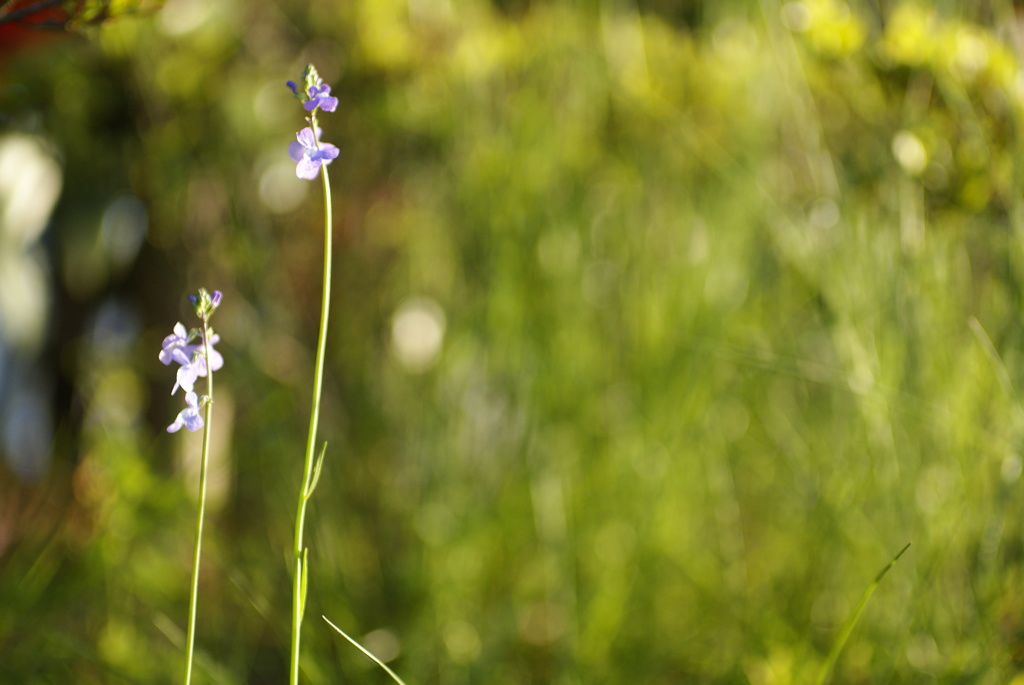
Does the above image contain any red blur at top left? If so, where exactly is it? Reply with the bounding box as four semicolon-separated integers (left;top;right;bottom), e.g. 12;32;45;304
0;0;73;60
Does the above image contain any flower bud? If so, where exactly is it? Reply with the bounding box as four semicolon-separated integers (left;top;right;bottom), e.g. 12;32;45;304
190;287;222;321
302;63;321;92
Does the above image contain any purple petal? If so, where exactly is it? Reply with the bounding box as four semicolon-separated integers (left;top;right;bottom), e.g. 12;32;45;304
174;363;198;394
296;127;317;148
167;393;197;432
167;401;204;432
296;157;321;180
317;88;338;112
289;141;306;162
160;322;191;364
161;332;181;350
170;348;191;366
303;84;339;113
286;80;298;94
183;394;204;430
211;291;223;307
317;143;340;161
182;409;204;432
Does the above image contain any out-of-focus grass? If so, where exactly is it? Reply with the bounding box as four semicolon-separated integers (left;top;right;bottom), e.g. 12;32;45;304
3;0;1024;682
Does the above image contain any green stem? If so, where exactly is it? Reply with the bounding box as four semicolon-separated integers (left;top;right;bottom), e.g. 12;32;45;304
290;161;333;685
182;320;215;685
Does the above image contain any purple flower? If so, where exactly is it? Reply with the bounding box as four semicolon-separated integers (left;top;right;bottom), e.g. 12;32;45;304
167;391;205;433
304;82;338;112
287;72;338;113
191;332;224;377
159;322;224;394
159;322;192;366
288;127;340;180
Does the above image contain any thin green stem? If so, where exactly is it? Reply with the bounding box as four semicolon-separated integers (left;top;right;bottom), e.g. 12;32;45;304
290;160;333;685
182;320;215;685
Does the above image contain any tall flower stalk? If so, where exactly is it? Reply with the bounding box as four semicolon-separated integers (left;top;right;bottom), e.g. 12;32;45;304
286;63;338;685
160;288;224;685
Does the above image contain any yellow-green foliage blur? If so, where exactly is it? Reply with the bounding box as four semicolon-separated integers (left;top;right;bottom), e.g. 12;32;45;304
4;0;1024;682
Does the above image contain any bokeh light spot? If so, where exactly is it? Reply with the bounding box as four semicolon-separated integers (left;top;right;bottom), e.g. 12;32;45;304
443;619;481;663
259;159;309;215
390;296;446;373
892;130;928;176
362;628;401;663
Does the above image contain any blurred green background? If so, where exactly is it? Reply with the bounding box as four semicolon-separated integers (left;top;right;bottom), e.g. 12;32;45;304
4;0;1024;682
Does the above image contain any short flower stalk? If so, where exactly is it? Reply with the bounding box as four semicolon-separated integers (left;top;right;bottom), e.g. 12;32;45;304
161;288;223;685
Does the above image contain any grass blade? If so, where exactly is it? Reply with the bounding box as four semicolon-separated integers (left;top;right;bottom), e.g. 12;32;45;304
323;615;409;685
816;543;910;685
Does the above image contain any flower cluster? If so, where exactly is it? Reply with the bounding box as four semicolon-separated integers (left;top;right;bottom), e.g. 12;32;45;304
287;74;338;113
160;289;223;433
286;64;339;180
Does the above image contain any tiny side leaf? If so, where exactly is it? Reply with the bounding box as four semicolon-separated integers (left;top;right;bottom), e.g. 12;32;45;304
306;441;327;499
299;547;309;622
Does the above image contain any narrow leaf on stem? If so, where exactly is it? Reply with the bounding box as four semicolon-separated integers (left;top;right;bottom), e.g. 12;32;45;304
306;442;328;499
300;547;309;623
